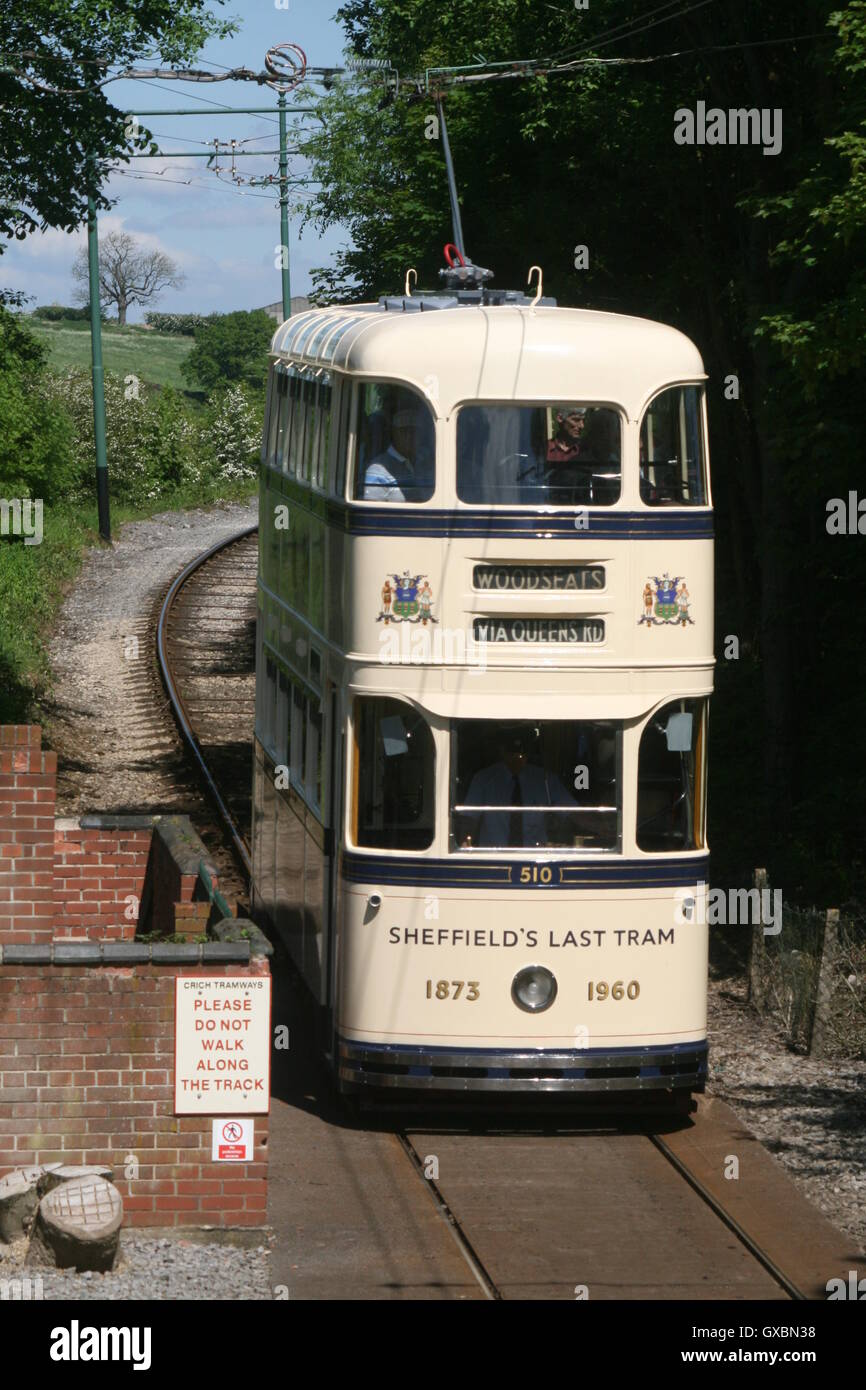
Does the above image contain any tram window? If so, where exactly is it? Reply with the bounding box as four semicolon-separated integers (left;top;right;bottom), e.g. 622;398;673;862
291;685;307;788
354;698;435;850
276;373;292;472
263;658;277;754
637;698;707;851
639;386;707;505
287;375;301;477
451;720;621;851
316;377;332;489
353;383;435;503
276;671;290;764
305;380;320;482
457;404;621;506
335;378;353;498
266;375;282;466
307;700;323;812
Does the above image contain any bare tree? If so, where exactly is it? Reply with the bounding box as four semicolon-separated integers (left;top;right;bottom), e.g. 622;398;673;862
72;230;186;326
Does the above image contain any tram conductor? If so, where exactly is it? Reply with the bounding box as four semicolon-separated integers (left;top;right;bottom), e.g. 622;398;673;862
459;728;577;849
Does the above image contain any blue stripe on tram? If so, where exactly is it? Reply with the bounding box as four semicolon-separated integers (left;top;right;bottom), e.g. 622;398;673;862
342;853;710;889
338;508;714;540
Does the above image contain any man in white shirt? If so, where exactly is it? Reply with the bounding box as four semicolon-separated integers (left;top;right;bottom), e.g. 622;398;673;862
364;407;434;502
459;728;577;849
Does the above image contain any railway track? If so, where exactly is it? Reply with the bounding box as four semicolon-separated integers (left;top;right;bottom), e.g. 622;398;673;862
396;1121;814;1300
156;525;259;904
160;528;845;1302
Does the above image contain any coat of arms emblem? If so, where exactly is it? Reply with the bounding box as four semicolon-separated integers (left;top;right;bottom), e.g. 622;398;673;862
638;573;694;627
378;571;437;625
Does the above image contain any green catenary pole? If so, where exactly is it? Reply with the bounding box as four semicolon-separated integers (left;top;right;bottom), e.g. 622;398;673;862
278;90;292;321
87;172;110;543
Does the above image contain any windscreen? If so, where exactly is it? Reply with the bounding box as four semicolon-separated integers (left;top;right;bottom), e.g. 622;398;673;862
451;719;621;851
457;403;621;505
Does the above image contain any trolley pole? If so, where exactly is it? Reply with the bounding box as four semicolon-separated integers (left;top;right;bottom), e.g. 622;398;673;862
278;90;292;321
87;170;111;543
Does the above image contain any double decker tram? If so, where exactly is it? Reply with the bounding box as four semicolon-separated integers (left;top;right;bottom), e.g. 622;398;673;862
251;267;713;1101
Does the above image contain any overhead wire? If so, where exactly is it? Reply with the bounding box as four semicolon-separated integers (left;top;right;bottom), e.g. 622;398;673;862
542;0;708;66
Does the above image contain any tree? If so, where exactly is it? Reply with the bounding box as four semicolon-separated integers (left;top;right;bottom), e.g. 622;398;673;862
0;1;236;250
71;230;185;325
0;306;74;500
181;310;274;391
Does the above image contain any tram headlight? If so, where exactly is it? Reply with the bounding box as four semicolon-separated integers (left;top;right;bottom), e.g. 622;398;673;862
511;965;558;1013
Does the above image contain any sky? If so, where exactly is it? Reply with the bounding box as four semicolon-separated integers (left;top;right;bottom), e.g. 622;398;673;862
3;2;352;320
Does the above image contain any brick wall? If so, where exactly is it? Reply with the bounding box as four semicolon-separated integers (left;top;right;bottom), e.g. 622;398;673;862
0;961;269;1228
54;824;152;941
0;726;57;944
0;723;269;1230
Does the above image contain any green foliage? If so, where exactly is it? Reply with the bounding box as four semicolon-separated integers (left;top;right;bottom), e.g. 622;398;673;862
0;2;236;248
32;304;93;322
0;506;91;724
181;310;274;391
204;385;262;482
145;311;217;335
38;367;262;505
0;307;76;500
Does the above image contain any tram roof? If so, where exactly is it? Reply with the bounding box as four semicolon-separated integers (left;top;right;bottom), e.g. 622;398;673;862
269;303;706;417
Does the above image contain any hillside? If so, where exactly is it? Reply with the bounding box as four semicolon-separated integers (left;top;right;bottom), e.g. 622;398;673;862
27;318;193;391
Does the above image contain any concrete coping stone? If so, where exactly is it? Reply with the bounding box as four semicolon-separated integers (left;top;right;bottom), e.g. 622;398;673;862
77;814;157;830
211;918;273;957
0;942;253;966
152;815;213;878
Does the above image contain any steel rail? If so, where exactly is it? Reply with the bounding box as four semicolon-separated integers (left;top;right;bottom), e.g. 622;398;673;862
156;525;258;878
648;1132;808;1301
396;1132;501;1301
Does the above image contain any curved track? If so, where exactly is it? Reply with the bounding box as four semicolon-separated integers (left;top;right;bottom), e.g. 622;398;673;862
156;526;258;901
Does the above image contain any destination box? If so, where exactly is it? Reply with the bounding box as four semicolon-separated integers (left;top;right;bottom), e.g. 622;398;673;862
473;563;605;591
473;617;605;643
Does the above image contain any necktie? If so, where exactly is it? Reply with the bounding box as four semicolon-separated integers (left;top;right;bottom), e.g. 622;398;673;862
508;774;523;847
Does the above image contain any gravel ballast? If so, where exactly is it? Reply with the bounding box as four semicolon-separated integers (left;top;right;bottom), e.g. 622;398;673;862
0;1233;274;1301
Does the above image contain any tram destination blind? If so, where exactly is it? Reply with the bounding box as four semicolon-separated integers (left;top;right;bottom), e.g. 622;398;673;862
473;563;605;592
473;617;605;643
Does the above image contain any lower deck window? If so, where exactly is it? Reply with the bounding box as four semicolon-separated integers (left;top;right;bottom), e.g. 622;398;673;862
354;698;435;850
451;720;621;852
637;698;707;850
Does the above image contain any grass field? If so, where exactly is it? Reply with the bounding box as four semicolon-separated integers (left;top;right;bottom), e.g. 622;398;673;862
27;318;194;390
0;482;257;726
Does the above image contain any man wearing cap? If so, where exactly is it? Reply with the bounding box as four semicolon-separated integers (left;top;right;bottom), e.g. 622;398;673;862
459;728;577;849
364;402;434;502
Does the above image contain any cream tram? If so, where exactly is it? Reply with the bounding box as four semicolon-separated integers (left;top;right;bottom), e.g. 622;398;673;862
251;271;713;1098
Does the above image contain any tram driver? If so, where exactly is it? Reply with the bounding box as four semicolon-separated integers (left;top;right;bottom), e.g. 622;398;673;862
362;388;435;502
458;726;578;849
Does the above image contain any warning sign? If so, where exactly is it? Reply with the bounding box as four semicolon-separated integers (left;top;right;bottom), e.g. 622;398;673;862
174;976;271;1114
212;1118;254;1163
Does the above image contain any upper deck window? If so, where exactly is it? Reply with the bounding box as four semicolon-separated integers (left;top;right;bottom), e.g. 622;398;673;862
353;383;435;503
639;386;707;506
457;404;622;506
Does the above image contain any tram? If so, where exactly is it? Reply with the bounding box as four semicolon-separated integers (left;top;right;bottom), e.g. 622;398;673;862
251;255;713;1099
